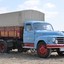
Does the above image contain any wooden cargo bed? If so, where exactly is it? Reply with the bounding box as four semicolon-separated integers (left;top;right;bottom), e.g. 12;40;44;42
0;26;23;39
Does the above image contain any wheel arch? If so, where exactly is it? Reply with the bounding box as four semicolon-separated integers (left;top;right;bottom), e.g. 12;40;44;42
37;40;46;47
34;40;46;49
34;36;48;49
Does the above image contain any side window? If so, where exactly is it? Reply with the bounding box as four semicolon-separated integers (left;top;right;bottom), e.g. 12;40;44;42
26;24;32;31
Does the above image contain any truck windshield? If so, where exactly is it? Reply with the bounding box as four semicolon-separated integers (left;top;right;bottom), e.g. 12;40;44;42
33;23;53;31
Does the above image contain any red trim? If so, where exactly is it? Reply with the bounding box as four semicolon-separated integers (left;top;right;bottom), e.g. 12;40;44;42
47;44;64;48
24;43;34;47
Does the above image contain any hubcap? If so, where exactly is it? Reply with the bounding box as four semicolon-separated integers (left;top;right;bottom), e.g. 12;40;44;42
0;43;5;52
38;45;47;55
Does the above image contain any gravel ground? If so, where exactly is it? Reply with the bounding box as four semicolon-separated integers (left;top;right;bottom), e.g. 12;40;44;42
0;51;64;64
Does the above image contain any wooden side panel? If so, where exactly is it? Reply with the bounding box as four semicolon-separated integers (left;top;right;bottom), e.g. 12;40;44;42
0;26;23;38
0;27;4;37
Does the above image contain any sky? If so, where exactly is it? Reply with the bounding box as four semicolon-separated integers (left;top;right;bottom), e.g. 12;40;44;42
0;0;64;31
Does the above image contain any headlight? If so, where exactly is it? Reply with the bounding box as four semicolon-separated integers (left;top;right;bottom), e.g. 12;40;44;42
55;40;58;44
52;38;58;44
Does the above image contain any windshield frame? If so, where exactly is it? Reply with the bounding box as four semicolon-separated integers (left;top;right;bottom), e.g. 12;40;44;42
33;22;54;31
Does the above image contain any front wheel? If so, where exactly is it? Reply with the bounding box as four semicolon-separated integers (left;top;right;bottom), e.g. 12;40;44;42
37;43;51;58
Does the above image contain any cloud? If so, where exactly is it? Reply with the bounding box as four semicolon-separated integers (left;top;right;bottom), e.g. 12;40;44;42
0;7;10;14
42;3;58;20
44;3;56;9
17;0;40;10
44;11;59;20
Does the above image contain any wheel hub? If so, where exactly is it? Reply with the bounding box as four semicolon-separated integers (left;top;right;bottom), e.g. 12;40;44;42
0;44;5;52
38;45;47;55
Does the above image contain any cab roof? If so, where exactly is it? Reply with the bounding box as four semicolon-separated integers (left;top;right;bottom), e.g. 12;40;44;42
24;21;50;24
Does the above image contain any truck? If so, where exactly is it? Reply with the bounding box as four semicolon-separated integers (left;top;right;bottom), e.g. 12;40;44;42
0;10;64;58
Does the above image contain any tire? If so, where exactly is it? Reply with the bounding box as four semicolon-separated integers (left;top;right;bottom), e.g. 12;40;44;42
0;40;7;53
18;46;28;52
18;44;23;52
37;42;51;58
17;42;28;52
23;48;29;52
57;49;64;56
6;47;11;53
18;48;23;52
18;48;28;52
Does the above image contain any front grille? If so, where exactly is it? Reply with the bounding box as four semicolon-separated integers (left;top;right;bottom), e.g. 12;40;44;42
56;37;64;44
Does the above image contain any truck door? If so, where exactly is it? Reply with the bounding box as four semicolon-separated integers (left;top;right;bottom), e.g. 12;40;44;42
23;23;34;47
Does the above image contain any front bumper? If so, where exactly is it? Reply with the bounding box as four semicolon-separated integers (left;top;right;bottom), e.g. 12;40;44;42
47;44;64;48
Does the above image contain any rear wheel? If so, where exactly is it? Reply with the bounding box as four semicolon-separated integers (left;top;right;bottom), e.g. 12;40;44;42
37;42;51;58
0;40;7;53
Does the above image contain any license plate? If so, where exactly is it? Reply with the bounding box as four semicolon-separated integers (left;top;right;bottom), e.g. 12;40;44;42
60;48;64;51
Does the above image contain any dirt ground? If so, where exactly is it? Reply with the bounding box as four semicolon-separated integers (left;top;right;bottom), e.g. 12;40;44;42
0;51;64;64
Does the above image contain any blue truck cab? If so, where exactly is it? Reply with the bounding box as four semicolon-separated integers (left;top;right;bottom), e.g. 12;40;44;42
23;21;64;58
